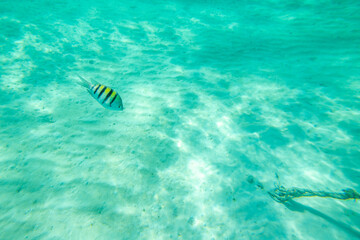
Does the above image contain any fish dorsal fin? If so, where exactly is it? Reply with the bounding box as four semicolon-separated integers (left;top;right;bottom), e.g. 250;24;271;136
77;74;101;88
77;75;91;88
91;78;100;85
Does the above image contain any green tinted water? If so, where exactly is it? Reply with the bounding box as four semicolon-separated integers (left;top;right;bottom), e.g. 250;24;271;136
0;0;359;239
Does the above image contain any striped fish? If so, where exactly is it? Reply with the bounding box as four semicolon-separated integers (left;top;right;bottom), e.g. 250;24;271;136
77;75;123;111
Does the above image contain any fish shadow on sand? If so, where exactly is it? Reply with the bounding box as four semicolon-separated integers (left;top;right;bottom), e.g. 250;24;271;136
283;200;360;238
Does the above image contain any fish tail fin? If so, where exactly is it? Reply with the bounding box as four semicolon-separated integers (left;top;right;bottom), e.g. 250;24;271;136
76;74;91;88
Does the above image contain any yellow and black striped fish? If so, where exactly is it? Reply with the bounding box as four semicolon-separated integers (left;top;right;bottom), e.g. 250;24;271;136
77;75;123;111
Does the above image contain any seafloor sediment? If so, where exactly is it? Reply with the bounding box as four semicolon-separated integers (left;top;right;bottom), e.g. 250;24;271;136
0;0;359;239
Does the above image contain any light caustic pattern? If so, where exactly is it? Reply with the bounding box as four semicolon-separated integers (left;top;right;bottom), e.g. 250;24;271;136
0;0;360;239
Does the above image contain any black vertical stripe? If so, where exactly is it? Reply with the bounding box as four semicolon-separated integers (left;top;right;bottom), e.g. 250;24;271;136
109;93;118;107
93;84;101;94
102;89;113;104
97;86;106;99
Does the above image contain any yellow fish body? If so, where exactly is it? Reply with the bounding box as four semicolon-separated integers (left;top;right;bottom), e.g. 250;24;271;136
77;75;123;111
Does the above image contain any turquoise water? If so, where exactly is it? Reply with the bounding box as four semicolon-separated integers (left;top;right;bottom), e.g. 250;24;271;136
1;0;360;239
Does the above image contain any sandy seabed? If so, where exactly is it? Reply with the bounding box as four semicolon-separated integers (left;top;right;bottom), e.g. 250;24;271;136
0;0;360;239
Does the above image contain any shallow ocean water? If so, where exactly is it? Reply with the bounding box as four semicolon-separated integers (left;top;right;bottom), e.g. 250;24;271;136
1;0;360;239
